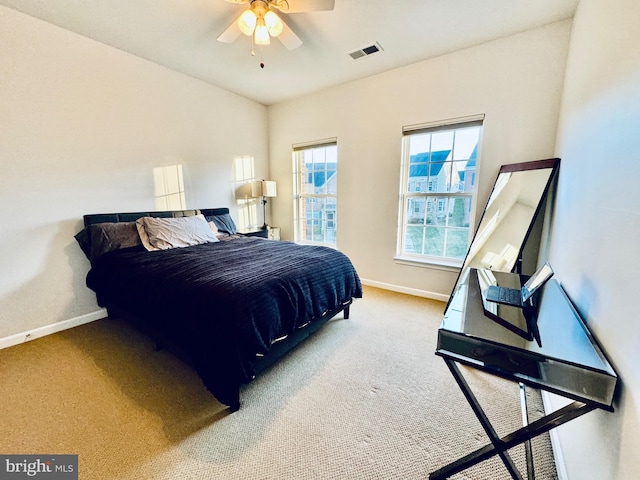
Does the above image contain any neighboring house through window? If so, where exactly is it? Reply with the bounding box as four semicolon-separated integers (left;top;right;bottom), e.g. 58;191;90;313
293;139;337;245
397;116;483;266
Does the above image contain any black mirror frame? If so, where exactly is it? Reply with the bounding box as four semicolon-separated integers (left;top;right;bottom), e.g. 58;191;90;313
444;157;561;314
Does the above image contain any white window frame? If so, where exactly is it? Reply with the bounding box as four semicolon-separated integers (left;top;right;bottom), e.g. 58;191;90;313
292;139;338;246
396;115;484;267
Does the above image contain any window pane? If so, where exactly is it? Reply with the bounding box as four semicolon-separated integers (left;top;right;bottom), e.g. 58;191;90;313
406;198;426;225
449;197;470;227
451;161;470;193
428;161;449;193
445;228;469;259
425;196;449;226
408;156;428;192
408;133;430;156
303;197;337;243
431;131;454;152
405;225;424;254
309;199;321;241
300;148;338;195
424;227;445;256
298;152;312;195
453;127;480;161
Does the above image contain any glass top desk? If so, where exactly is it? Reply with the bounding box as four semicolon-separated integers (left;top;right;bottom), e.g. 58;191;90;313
431;268;618;479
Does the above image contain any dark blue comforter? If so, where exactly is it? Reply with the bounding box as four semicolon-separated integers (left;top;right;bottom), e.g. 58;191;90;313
86;237;362;408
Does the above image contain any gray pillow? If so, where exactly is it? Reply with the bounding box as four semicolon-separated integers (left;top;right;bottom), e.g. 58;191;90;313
75;222;142;263
205;213;237;235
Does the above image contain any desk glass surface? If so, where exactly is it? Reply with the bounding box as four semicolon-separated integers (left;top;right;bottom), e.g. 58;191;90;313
438;269;617;409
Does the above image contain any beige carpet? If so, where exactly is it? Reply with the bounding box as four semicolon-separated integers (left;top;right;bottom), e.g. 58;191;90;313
0;286;557;479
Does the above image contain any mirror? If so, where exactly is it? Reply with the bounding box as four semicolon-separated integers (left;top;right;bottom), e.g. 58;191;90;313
444;158;560;314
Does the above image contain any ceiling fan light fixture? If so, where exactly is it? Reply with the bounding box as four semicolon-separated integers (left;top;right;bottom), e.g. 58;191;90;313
218;0;319;52
254;18;271;45
238;9;257;36
264;10;283;37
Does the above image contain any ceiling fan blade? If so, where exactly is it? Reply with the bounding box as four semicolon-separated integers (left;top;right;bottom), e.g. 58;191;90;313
285;0;335;13
277;20;302;50
217;17;242;43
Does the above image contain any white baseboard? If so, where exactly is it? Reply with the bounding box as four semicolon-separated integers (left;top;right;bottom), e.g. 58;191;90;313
360;278;450;302
0;309;107;351
0;281;447;350
541;390;568;480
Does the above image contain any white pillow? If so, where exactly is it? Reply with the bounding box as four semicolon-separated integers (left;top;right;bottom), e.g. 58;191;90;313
136;214;219;251
136;220;157;251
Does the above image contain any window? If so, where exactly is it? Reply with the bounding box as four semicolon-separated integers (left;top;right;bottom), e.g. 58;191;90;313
397;116;483;265
293;140;337;245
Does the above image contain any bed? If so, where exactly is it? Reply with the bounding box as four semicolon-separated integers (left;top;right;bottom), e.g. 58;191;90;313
75;208;362;411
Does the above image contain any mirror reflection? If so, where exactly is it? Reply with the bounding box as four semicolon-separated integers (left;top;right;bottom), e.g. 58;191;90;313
465;169;554;272
445;159;560;314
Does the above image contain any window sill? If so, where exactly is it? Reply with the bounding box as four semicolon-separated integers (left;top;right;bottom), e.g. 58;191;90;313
296;240;338;250
393;256;461;272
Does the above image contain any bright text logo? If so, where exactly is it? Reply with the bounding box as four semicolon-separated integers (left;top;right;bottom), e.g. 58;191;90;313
0;455;77;479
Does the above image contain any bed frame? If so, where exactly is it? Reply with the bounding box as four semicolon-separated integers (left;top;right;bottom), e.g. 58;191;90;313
83;208;352;411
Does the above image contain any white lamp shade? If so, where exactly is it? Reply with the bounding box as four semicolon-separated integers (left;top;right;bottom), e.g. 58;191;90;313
251;180;277;197
238;9;257;36
264;11;283;37
263;180;277;197
254;19;270;45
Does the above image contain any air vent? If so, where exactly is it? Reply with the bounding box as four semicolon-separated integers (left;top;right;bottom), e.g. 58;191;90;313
348;42;383;60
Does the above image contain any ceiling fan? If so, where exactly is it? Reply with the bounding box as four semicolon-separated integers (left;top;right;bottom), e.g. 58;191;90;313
217;0;335;51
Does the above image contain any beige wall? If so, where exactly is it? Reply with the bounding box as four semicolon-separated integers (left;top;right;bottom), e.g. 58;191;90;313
549;0;640;478
268;21;572;299
0;6;268;340
4;3;638;477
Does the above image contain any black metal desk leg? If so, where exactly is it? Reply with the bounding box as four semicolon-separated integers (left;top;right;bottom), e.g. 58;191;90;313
430;359;597;480
519;383;534;480
433;358;523;480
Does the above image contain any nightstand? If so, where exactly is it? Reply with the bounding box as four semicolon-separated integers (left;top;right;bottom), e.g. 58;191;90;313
267;227;281;240
240;229;268;239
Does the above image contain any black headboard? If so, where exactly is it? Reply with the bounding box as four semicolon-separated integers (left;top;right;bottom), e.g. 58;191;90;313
83;208;230;227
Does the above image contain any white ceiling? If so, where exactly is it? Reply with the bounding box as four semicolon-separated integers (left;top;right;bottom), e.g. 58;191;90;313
1;0;579;105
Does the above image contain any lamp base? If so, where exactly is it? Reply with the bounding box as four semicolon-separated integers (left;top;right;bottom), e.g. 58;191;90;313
261;197;268;231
